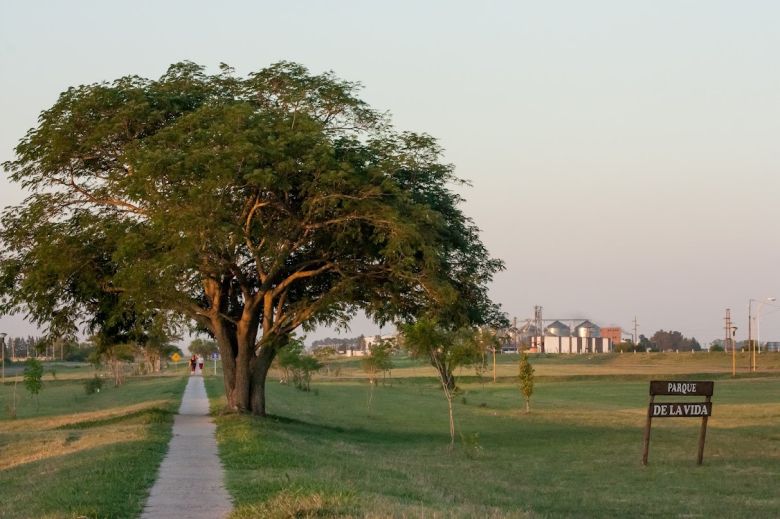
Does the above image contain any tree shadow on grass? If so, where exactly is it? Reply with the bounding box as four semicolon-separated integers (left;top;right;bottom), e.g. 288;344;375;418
54;407;173;429
258;413;448;447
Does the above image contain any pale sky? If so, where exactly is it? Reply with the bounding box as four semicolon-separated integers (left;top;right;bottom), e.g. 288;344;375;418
1;1;779;345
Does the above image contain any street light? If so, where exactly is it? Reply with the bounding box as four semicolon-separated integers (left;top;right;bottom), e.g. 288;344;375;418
730;325;738;377
748;297;776;371
0;332;6;384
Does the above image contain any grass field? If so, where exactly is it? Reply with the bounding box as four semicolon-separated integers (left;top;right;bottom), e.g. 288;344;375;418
0;372;186;519
325;350;780;380
207;352;780;518
2;353;778;518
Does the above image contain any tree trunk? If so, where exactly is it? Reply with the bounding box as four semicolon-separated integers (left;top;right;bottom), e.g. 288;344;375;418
231;324;257;412
143;350;162;373
232;351;251;411
431;353;456;392
213;321;239;409
446;392;455;450
249;345;278;416
437;368;455;392
212;305;287;416
367;378;375;413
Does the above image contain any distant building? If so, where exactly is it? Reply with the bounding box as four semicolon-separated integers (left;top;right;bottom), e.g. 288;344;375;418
516;317;614;353
508;310;623;354
600;327;622;344
531;335;611;354
339;334;397;357
362;335;396;349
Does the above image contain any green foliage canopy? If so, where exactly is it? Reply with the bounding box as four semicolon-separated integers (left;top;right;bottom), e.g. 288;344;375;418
23;358;44;398
401;318;493;447
402;319;485;391
361;341;394;383
0;62;503;415
276;337;322;391
518;353;534;413
189;338;219;357
650;330;702;352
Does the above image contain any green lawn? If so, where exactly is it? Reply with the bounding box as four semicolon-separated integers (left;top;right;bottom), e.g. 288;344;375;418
0;373;187;519
207;361;780;518
3;355;778;518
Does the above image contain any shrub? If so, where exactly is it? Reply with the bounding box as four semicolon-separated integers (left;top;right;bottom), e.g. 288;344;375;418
518;353;535;413
64;345;94;362
276;339;322;391
84;376;104;395
23;358;44;409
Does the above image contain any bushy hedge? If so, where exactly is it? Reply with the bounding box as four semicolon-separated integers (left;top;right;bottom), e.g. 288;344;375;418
84;376;105;394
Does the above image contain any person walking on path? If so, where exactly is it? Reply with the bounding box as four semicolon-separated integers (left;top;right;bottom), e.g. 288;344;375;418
141;375;232;519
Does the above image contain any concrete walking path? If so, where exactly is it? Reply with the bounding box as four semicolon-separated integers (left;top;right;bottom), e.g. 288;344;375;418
141;375;233;519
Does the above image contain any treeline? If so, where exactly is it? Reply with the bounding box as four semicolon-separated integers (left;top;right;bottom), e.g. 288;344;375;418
615;330;702;352
649;330;702;352
3;336;95;361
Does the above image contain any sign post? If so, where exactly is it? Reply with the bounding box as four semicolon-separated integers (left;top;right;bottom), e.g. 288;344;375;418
211;352;219;376
642;380;714;466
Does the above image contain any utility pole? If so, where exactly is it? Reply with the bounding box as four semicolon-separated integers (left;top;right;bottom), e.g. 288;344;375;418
725;309;737;377
748;301;753;372
0;333;6;384
492;346;497;383
534;306;544;353
633;316;639;345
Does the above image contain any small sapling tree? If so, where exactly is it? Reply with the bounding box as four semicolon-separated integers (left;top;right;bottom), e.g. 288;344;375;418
5;379;19;418
474;327;501;383
518;353;534;413
84;375;105;395
23;358;44;409
277;339;305;385
361;341;394;411
295;355;322;392
313;346;337;377
276;337;322;391
402;319;484;450
139;321;179;373
96;342;135;387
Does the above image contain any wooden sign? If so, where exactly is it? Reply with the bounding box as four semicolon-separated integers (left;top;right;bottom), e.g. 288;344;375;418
642;380;714;466
649;380;714;397
650;402;712;418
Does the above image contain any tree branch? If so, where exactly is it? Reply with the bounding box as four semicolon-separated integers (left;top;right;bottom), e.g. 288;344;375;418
272;262;334;298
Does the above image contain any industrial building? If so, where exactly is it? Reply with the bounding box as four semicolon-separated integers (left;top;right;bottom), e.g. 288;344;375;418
515;307;617;354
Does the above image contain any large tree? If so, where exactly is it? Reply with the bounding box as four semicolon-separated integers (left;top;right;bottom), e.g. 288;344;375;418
1;62;503;415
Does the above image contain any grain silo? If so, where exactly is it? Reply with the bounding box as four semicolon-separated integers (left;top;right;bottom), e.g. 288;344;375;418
574;320;600;338
546;320;571;337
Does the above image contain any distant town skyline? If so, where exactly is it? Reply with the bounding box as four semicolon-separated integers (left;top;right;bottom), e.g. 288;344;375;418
1;1;779;346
